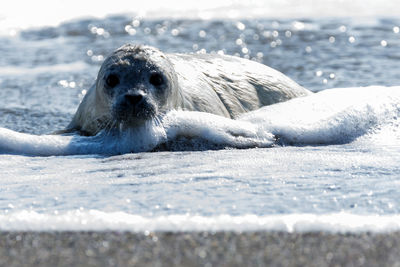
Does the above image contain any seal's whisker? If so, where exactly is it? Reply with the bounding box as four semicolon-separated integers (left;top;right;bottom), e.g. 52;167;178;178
154;116;163;127
104;121;116;135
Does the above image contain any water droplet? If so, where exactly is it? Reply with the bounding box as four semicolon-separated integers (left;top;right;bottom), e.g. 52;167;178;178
339;25;347;32
329;73;336;79
292;21;305;31
305;46;312;53
235;38;243;46
198;30;207;38
96;28;104;35
125;25;136;35
241;47;249;54
380;40;388;47
348;36;356;43
128;28;136;35
91;55;104;62
58;80;69;87
156;26;166;35
171;28;179;36
272;30;279;38
329;36;335;43
315;70;323;77
393;26;399;33
143;27;151;34
90;26;98;34
132;19;141;28
236;21;246;31
323;78;328;84
285;30;292;38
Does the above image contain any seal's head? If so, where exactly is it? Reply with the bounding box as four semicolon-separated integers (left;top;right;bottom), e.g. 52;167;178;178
95;44;180;128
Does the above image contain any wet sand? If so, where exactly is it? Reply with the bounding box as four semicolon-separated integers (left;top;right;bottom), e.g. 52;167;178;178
1;231;399;266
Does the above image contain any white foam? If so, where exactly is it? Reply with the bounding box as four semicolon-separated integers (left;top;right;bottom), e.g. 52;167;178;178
0;110;274;156
0;120;167;156
1;210;400;233
0;86;399;156
240;86;400;145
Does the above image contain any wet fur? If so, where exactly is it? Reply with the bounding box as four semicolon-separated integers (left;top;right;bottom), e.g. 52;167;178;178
66;44;311;136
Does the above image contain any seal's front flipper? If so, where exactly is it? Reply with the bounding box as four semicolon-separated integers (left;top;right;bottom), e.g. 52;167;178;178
162;110;275;150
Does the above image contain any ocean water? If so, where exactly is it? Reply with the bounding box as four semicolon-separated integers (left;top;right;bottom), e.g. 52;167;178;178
1;1;400;232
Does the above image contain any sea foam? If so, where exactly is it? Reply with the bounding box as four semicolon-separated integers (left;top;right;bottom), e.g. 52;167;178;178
0;86;399;156
1;210;400;233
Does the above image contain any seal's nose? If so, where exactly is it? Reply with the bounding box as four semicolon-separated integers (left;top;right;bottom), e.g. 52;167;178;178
125;93;143;106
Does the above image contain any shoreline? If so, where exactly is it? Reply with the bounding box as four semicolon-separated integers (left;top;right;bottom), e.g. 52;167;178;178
1;231;399;266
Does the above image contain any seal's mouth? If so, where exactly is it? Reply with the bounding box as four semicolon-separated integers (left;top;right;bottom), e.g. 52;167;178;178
111;93;158;126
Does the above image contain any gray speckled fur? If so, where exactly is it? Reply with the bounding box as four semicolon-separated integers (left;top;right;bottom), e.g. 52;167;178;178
67;44;311;135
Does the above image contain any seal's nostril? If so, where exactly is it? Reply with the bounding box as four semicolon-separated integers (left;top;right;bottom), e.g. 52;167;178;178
125;93;143;106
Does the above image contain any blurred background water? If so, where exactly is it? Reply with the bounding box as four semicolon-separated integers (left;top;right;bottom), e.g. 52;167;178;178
1;0;400;231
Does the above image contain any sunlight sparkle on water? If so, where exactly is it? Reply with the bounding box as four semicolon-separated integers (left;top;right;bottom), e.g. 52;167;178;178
2;8;400;233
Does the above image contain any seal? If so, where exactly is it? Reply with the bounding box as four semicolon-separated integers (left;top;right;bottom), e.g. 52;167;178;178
66;44;311;135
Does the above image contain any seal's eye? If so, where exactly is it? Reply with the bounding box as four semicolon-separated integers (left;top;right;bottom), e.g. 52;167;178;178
105;74;120;88
149;73;164;87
